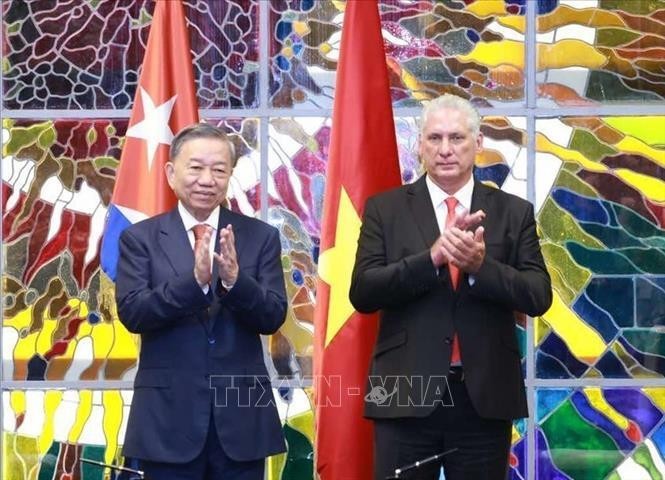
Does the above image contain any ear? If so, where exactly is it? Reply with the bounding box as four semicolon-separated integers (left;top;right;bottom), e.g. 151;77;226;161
164;162;175;189
417;135;424;163
475;131;484;153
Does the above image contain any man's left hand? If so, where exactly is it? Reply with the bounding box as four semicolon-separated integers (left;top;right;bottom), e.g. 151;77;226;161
214;224;239;287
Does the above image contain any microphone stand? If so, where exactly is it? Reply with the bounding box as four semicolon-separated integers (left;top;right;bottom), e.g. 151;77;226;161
80;458;145;479
385;448;457;479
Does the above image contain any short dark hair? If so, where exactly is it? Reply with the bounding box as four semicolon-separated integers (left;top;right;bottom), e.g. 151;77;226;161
170;123;237;167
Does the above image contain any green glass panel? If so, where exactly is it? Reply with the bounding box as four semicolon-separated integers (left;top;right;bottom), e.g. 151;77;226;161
623;330;665;357
569;130;618;162
600;0;664;14
596;28;641;48
281;423;314;479
541;400;623;479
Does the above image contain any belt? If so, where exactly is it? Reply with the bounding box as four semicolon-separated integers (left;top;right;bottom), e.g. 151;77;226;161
448;366;465;383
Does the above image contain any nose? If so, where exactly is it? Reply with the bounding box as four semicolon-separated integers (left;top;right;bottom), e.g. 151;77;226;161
438;138;452;156
197;167;215;185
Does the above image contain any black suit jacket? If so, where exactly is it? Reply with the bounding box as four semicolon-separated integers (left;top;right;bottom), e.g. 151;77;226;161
115;207;287;463
350;176;552;420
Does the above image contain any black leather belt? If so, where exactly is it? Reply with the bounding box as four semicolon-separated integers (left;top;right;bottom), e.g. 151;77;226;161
448;366;465;382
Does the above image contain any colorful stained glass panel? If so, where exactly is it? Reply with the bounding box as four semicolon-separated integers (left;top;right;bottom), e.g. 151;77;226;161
270;0;528;108
2;0;259;109
2;387;313;480
535;116;665;378
1;117;285;381
537;387;665;479
2;118;133;382
537;0;665;105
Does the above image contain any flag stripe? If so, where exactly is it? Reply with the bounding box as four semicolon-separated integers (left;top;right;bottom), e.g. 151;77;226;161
100;205;132;280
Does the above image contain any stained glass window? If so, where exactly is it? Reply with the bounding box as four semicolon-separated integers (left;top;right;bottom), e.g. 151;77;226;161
537;388;665;479
270;0;528;108
2;0;259;109
2;387;313;479
2;117;264;382
535;116;665;379
537;1;665;105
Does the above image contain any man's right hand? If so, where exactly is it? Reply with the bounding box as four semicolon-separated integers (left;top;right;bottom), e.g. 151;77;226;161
194;228;212;286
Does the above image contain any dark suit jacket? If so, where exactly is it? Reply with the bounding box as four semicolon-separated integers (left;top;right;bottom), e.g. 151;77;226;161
115;206;287;463
350;176;552;420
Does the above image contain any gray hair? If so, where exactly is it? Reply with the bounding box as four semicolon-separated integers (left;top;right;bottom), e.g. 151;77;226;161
420;94;481;138
170;123;237;167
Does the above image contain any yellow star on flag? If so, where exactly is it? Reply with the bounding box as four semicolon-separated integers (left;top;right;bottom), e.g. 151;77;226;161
318;186;362;347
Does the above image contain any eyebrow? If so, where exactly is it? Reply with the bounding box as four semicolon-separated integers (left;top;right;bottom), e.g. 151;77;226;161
187;157;227;164
427;131;466;136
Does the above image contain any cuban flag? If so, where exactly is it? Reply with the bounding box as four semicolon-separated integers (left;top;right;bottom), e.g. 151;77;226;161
101;0;199;280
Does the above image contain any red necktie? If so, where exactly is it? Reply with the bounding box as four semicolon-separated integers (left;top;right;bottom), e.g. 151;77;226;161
192;224;211;254
444;197;462;364
192;224;213;277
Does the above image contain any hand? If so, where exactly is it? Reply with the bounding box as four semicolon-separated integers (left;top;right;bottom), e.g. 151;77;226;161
440;226;485;273
454;208;485;231
193;227;213;286
214;224;239;286
430;209;485;268
430;235;449;268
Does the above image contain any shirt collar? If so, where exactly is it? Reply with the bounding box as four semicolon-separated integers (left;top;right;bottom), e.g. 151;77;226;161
177;202;220;232
425;174;475;211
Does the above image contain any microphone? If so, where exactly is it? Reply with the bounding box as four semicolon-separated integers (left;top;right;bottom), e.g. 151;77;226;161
385;448;457;479
80;458;145;479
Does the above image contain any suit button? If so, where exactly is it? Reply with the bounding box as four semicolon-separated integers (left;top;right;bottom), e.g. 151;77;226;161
444;337;452;344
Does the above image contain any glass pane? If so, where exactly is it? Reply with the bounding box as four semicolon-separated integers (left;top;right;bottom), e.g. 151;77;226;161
267;386;314;480
535;116;665;378
2;389;132;478
537;387;665;479
2;387;313;479
511;418;527;480
2;118;133;381
2;0;259;109
537;0;665;105
2;117;261;381
269;0;526;108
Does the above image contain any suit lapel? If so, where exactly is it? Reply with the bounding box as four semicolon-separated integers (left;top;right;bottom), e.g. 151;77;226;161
470;181;493;220
159;209;195;277
407;176;440;248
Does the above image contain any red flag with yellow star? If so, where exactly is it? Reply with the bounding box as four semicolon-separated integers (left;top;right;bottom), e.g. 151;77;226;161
314;1;401;478
101;0;199;279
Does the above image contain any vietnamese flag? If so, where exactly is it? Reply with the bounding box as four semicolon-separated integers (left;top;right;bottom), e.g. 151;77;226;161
101;0;199;279
314;1;402;479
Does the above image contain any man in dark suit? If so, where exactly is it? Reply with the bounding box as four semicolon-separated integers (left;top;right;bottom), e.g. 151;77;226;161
115;123;287;479
350;94;552;480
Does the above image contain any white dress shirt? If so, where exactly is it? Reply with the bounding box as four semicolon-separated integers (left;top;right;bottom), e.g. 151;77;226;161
425;174;474;233
425;174;476;285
